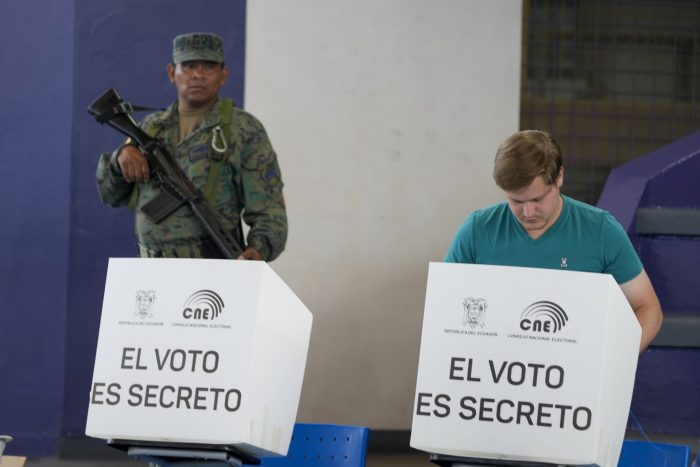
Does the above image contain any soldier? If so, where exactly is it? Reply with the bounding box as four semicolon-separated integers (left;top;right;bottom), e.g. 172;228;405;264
96;32;287;261
445;130;662;352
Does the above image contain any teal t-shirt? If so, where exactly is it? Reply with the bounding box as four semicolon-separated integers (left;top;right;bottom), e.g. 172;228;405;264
444;195;643;284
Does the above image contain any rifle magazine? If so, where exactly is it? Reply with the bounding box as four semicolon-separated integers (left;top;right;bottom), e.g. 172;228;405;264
141;190;185;224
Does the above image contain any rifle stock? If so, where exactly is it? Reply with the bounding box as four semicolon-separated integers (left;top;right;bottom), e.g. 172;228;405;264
89;88;243;259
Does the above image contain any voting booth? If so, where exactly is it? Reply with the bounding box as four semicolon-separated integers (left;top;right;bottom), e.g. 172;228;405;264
411;263;641;467
86;258;312;461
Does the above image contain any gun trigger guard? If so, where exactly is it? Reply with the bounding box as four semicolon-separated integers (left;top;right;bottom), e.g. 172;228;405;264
211;126;228;154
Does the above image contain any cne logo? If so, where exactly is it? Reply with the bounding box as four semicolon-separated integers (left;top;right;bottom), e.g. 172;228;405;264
519;301;568;334
182;290;225;321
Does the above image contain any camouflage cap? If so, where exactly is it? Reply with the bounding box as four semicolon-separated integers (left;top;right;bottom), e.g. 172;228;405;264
172;32;224;64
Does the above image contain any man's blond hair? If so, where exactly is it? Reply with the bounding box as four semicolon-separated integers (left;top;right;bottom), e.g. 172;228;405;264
493;130;562;191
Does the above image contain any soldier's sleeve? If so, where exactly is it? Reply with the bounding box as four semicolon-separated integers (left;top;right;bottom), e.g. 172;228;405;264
96;113;158;208
239;118;288;261
95;147;135;207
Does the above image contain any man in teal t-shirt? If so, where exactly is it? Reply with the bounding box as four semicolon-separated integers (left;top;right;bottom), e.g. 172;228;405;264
445;130;662;352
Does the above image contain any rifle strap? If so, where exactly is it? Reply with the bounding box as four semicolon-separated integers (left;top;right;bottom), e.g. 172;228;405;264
203;98;233;206
127;99;233;210
127;183;140;210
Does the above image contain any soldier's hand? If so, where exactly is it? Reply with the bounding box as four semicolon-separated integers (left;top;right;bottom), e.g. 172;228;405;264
238;247;263;261
117;144;150;183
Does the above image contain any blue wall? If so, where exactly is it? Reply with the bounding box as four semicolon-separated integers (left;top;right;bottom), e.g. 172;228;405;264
1;0;246;456
0;0;74;455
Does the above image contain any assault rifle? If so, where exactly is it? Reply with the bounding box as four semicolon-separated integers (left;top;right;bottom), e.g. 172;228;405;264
88;88;243;259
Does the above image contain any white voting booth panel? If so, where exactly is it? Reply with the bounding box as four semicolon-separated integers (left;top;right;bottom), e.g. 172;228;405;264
86;258;312;456
411;263;641;467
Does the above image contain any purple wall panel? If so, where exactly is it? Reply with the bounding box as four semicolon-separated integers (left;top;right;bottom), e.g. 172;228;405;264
600;132;700;437
645;153;700;208
629;347;700;435
599;131;700;315
640;237;700;313
598;130;700;232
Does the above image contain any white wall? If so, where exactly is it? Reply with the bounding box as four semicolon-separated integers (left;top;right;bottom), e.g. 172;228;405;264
246;0;522;429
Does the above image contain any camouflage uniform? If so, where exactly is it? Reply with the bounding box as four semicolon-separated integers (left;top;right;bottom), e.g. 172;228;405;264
95;98;287;260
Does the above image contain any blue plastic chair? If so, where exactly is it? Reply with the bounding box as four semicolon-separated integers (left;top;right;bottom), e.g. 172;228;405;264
617;440;691;467
125;423;369;467
259;423;370;467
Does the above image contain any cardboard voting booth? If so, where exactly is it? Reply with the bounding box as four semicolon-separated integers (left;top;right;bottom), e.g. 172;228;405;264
411;263;641;467
86;258;312;458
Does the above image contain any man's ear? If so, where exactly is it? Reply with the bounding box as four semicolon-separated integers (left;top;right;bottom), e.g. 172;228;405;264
221;65;230;85
167;63;176;83
557;166;565;188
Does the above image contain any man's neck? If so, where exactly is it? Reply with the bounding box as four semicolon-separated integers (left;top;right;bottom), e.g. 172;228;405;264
177;96;219;113
526;194;564;240
177;99;217;142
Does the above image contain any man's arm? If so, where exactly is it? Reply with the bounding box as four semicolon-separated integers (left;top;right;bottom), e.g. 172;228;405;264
240;150;287;261
116;144;150;183
239;118;288;262
96;142;151;206
619;269;663;353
